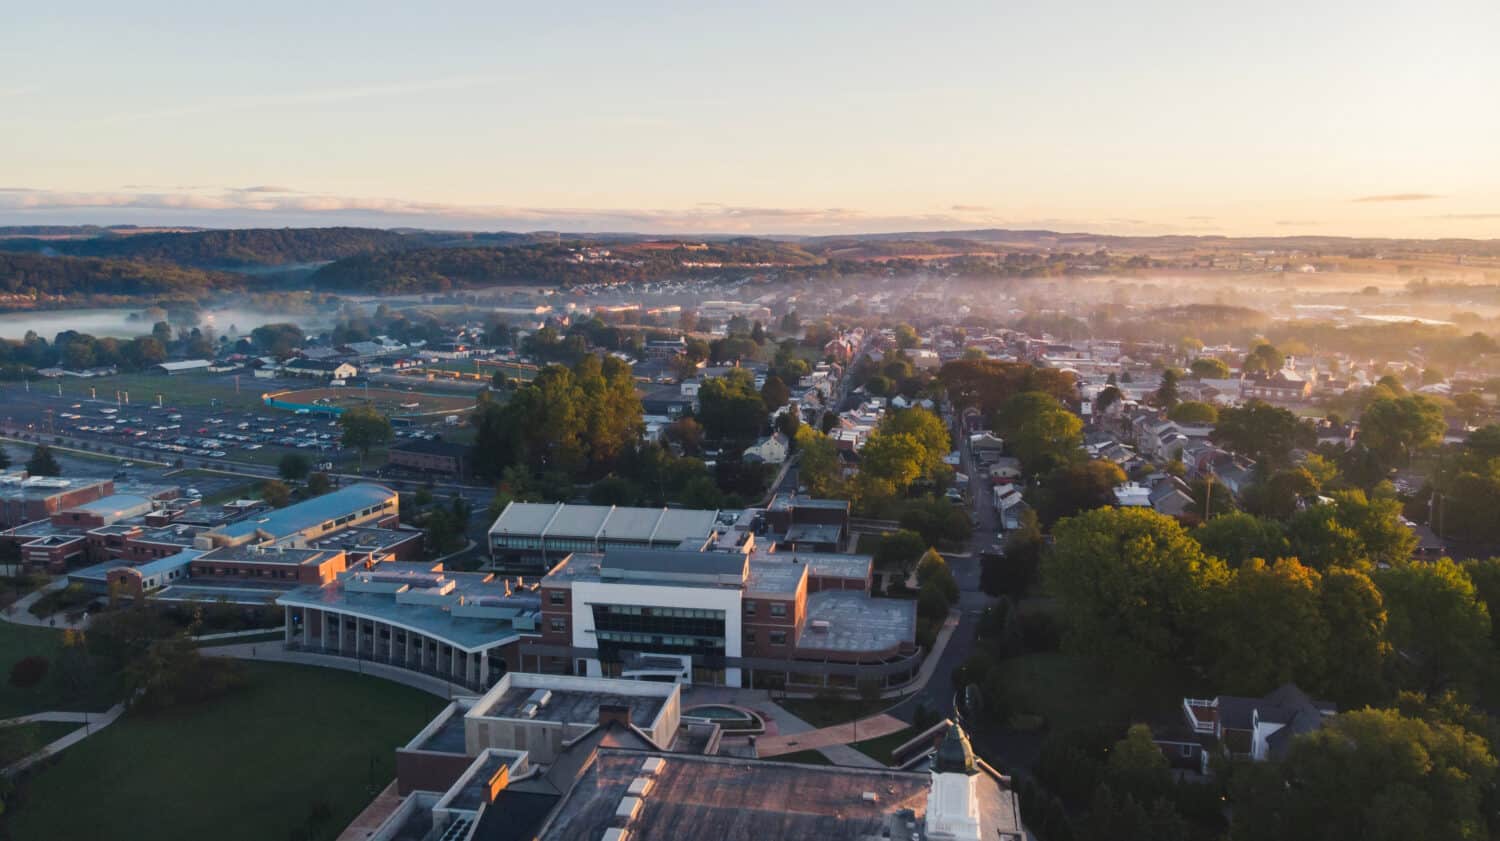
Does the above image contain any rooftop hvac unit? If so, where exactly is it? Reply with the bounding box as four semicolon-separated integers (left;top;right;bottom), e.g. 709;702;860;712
614;796;643;822
521;703;539;719
810;620;832;631
602;829;630;841
640;757;665;776
626;776;654;798
526;688;553;708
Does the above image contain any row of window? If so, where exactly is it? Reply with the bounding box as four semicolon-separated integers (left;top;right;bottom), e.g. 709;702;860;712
745;630;788;646
743;600;787;617
596;630;723;648
598;605;724;620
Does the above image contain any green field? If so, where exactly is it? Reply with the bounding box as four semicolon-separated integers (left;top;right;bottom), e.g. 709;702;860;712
851;727;915;766
47;372;265;411
0;623;118;719
5;661;445;841
777;695;891;729
0;721;80;766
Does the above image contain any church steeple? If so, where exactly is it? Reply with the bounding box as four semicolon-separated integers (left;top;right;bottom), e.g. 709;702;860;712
932;722;977;775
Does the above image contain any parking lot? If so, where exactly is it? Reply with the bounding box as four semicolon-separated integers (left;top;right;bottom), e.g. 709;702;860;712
0;373;471;475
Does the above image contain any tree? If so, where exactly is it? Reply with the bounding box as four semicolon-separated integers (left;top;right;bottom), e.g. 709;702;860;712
1167;400;1217;425
25;445;61;476
260;479;292;508
1359;395;1445;468
1153;368;1180;408
665;417;705;455
1043;507;1228;669
278;452;311;481
860;432;926;495
8;655;48;689
878;407;950;481
305;472;333;496
1230;708;1498;841
916;548;959;603
760;375;791;413
339;406;393;468
1208;558;1328;695
996;391;1083;476
697;368;768;442
1039;459;1127;525
1318;566;1391;707
894;324;919;349
984;509;1043;597
1189;357;1231;379
874;530;927;582
794;426;841;497
1191;512;1289;569
1241;341;1284;375
1377;558;1491;692
1094;385;1123;416
1211;400;1312;467
1461;557;1500;645
1287;490;1416;569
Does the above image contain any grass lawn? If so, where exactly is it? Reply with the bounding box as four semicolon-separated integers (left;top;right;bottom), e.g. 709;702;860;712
5;661;445;841
851;727;915;766
0;721;80;766
777;695;891;729
55;372;264;411
0;623;118;718
995;652;1188;734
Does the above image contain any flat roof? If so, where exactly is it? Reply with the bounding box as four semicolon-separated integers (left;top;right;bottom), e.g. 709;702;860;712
744;560;806;595
304;525;421;553
750;551;871;581
798;591;915;653
214;483;395;542
476;686;664;729
784;523;845;544
599;548;747;579
197;545;339;566
276;570;535;652
66;493;153;516
538;751;932;841
489;502;720;544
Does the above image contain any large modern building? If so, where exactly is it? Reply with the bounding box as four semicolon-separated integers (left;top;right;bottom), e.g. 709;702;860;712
278;562;543;690
196;483;400;549
523;545;918;689
367;671;1020;841
488;502;726;571
0;475;116;530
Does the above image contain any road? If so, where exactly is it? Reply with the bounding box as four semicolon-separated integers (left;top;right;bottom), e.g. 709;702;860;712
888;416;995;723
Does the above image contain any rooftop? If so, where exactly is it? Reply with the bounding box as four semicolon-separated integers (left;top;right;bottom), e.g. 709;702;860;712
489;502;721;546
213;483;396;543
798;591;916;654
197;544;341;567
537;751;932;841
475;686;664;729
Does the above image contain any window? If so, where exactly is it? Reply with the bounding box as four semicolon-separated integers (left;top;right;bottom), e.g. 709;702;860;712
769;603;787;618
1180;744;1193;758
744;631;756;645
550;618;567;632
743;601;757;616
770;631;787;646
549;590;567;605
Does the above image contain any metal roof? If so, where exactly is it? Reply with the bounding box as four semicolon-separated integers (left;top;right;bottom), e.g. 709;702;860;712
215;483;395;541
489;503;719;545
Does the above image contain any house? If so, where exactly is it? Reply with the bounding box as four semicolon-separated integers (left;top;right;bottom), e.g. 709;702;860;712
1163;683;1335;773
283;359;358;380
388;439;472;478
1240;369;1313;402
743;433;789;465
1148;476;1196;518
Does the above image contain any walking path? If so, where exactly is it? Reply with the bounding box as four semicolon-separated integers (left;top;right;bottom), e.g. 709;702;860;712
1;577;90;631
336;781;405;841
1;702;126;776
753;713;909;759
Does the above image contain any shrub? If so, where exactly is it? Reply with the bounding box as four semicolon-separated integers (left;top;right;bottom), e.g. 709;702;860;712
9;655;49;688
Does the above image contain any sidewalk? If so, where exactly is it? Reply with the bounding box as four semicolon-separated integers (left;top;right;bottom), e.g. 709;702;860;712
2;702;126;776
1;578;90;631
754;714;909;760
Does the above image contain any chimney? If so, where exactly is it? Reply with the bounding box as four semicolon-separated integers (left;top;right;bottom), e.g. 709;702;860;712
598;702;632;729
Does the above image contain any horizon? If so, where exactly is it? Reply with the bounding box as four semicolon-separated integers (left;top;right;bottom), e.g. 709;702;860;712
4;1;1497;238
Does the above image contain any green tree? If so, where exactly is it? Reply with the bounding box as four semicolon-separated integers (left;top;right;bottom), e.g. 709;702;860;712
697;368;769;442
1377;558;1491;692
894;324;919;349
1229;708;1498;841
1153;368;1180;408
278;452;311;481
1167;400;1217;425
0;444;10;470
1287;490;1416;569
916;548;959;603
1318;566;1391;707
996;391;1083;476
860;431;926;494
1044;507;1229;669
1208;558;1329;695
794;425;841;497
260;479;292;508
874;529;927;582
1359;395;1446;468
1241;341;1284;375
1211;399;1312;467
305;472;333;496
760;375;791;412
1189;357;1231;379
25;445;61;476
338;406;393;468
1192;512;1289;569
1038;459;1127;525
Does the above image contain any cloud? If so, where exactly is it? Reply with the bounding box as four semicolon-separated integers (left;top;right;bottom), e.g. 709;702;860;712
234;185;301;194
949;204;991;212
1431;213;1500;220
1353;192;1444;203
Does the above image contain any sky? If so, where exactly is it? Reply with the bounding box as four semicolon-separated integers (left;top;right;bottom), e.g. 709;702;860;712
2;0;1497;238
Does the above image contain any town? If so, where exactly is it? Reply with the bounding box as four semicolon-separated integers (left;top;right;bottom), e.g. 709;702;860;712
0;240;1497;841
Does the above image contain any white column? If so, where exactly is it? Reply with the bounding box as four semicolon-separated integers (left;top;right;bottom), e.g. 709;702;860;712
354;617;362;657
450;646;458;678
283;606;292;643
405;629;413;665
480;651;489;686
335;612;343;651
